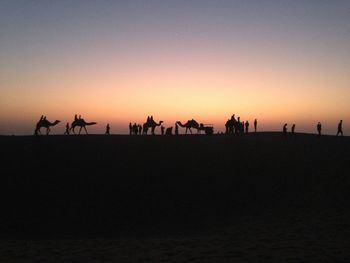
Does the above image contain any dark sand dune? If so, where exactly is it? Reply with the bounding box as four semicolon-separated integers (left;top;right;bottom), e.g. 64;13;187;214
1;133;350;262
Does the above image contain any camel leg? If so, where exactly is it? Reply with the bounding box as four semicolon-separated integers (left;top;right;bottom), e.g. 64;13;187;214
79;126;82;135
46;127;50;135
84;126;88;134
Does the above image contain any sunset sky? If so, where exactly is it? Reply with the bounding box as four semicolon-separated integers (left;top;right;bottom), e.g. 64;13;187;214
1;1;349;135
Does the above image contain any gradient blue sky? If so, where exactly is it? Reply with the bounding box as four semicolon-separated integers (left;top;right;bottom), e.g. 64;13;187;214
1;1;349;134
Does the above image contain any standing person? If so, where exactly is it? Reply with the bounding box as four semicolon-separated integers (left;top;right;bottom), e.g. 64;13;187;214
283;123;287;135
161;125;165;135
337;120;343;136
133;123;138;135
291;124;296;135
138;124;142;135
105;123;110;135
129;122;132;135
245;121;249;134
64;122;70;135
175;122;179;135
317;122;322;136
254;119;257;132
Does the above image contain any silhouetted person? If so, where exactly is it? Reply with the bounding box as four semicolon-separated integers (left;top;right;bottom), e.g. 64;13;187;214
147;116;150;124
74;114;78;122
138;124;142;135
236;117;241;134
133;123;138;135
129;122;132;135
64;122;70;135
254;119;257;132
245;121;249;133
283;123;287;135
291;124;295;135
337;120;343;136
317;122;322;136
166;127;173;135
175;123;179;135
161;125;165;135
105;123;110;135
34;116;43;136
78;115;81;120
43;116;47;121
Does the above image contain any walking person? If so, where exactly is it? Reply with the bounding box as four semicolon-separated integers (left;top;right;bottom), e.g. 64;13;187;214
337;120;343;136
64;122;70;135
105;123;110;135
283;123;287;135
291;124;296;136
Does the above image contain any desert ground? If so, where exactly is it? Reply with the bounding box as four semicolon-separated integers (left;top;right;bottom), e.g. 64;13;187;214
0;133;350;262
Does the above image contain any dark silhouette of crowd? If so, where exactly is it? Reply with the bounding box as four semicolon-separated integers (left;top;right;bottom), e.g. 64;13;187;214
33;113;345;137
129;122;143;135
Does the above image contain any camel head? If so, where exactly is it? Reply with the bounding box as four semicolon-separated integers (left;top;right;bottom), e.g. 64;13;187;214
52;120;61;126
85;121;97;126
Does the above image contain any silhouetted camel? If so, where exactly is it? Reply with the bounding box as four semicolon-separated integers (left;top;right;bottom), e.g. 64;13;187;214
177;119;200;134
70;118;97;135
34;118;60;135
143;118;163;135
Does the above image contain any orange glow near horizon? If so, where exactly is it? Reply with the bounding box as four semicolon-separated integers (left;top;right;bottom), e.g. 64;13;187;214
1;57;349;135
1;2;349;135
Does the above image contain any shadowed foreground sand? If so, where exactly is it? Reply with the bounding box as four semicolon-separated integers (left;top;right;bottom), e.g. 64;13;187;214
0;133;350;262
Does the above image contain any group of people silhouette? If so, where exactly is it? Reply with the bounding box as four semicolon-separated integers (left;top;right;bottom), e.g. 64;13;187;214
225;114;258;134
282;120;343;137
283;123;296;135
129;116;173;135
34;114;345;137
129;123;143;135
128;116;215;135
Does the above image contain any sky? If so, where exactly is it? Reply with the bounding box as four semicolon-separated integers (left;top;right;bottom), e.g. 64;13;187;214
0;0;349;135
